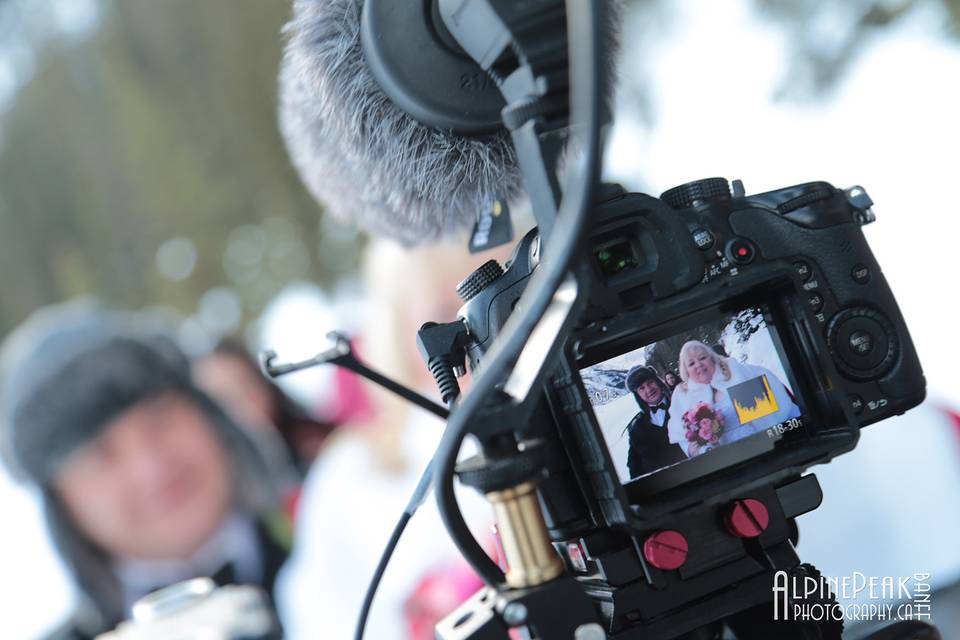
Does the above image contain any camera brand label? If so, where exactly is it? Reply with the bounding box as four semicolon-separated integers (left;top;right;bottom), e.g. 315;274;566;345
772;571;932;624
469;199;513;253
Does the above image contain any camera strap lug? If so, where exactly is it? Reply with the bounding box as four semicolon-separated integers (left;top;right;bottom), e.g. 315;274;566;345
844;185;877;225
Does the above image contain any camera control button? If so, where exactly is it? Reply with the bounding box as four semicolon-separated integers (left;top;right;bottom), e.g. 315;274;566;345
456;259;504;302
807;293;825;314
691;228;715;250
827;308;898;381
849;394;865;416
661;178;731;210
848;330;875;356
726;238;756;265
852;264;872;284
793;260;813;282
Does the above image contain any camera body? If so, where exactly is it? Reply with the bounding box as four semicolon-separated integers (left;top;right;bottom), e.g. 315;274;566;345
454;178;925;635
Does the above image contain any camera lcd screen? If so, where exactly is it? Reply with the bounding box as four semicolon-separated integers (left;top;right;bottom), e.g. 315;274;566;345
579;306;805;484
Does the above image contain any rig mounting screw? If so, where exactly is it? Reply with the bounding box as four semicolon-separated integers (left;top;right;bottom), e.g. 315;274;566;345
574;622;606;640
501;602;528;627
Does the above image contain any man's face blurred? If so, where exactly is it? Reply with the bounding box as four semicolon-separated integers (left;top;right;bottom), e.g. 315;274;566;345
55;393;232;560
636;379;662;407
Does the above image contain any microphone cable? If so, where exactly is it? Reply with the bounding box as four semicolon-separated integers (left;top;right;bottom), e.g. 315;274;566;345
354;454;436;640
354;1;604;636
431;0;604;592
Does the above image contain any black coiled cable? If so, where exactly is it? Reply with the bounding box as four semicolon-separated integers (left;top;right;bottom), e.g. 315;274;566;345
430;0;604;590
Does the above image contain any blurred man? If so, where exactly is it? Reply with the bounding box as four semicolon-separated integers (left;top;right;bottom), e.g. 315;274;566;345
0;303;290;639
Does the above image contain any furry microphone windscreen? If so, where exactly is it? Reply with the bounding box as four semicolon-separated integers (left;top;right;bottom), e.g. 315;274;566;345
278;0;523;246
279;0;625;246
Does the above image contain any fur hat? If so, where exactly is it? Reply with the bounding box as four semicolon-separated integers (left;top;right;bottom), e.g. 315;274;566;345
0;301;281;631
624;365;661;393
4;334;189;485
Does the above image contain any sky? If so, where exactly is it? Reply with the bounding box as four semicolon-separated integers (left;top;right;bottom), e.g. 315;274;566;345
604;0;960;404
0;0;100;117
3;0;960;636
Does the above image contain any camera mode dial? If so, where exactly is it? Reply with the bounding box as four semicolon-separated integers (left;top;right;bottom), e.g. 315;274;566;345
456;259;504;303
661;178;732;210
826;307;899;381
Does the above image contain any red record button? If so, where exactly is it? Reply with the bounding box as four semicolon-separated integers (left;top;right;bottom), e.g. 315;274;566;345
726;238;756;265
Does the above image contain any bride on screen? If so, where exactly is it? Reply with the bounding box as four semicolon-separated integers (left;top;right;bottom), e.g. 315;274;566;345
666;340;801;457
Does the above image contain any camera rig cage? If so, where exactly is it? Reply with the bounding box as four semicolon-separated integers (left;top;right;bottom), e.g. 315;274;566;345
420;177;925;639
263;1;930;638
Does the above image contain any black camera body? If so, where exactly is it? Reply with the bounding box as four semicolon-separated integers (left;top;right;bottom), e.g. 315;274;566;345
453;178;925;636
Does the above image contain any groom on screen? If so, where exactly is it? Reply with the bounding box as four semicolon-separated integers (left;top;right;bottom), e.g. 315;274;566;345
623;366;686;478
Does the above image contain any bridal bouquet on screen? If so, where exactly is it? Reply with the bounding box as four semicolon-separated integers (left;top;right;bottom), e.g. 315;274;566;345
683;402;725;452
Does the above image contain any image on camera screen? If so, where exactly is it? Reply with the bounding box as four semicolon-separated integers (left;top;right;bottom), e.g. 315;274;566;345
580;306;804;483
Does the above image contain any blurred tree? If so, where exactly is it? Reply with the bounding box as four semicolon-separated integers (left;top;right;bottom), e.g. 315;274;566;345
0;0;957;334
647;326;723;379
616;0;960;106
0;0;361;335
750;0;959;99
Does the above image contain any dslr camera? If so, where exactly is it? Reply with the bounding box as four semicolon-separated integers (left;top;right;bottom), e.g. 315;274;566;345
424;177;925;639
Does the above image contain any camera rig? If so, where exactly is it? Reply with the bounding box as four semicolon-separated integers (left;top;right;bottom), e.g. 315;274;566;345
407;1;933;637
265;1;934;638
417;175;925;639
